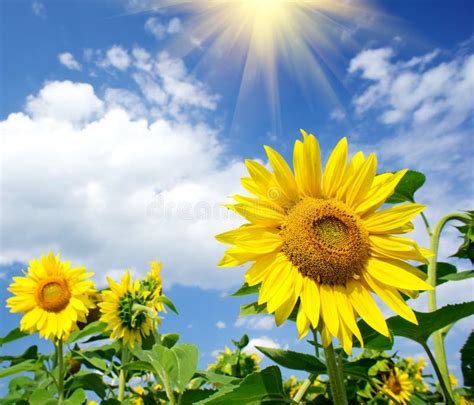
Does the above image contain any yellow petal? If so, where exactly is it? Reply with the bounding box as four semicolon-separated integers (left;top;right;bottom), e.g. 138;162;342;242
274;291;298;326
233;202;284;227
264;145;299;202
363;273;418;324
300;278;320;329
296;304;310;339
356;169;408;216
366;257;433;291
332;285;363;346
338;317;353;355
336;151;365;201
347;280;389;337
364;204;426;234
267;265;297;313
294;132;322;198
245;254;280;286
345;153;377;208
322;137;348;198
259;259;293;304
370;234;429;264
319;285;339;338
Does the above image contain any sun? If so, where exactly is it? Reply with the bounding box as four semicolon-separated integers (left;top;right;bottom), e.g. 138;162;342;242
134;0;380;132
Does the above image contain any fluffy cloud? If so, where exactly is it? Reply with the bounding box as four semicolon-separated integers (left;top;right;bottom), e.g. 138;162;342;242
145;17;182;40
25;80;103;126
0;79;245;289
243;336;281;356
234;315;274;331
102;45;131;71
58;52;82;71
32;1;46;17
215;321;226;329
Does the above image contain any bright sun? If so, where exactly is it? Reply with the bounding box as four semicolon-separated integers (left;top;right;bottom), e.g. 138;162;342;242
135;0;380;132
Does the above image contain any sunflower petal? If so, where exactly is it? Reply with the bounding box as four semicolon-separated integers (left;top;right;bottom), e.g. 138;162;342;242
364;204;426;234
323;137;348;198
347;280;389;337
264;145;299;202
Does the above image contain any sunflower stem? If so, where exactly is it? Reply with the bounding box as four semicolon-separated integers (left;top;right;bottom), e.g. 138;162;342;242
427;212;469;399
118;344;129;401
421;342;454;404
57;339;64;403
323;343;348;405
293;374;316;403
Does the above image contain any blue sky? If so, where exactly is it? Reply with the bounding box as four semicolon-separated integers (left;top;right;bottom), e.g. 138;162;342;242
0;0;473;391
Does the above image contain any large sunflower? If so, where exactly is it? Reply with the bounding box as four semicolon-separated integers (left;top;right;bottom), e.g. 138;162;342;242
99;271;155;347
217;131;432;354
7;252;95;340
383;367;413;404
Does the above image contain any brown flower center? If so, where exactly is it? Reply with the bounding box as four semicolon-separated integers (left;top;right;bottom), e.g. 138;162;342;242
36;278;71;312
281;198;370;285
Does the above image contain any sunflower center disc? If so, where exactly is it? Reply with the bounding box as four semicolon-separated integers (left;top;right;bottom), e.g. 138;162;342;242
37;278;71;312
281;198;370;285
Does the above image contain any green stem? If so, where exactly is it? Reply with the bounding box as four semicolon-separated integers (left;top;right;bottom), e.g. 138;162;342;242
427;212;469;396
293;329;320;403
57;339;64;403
118;344;129;401
323;343;348;405
421;342;454;405
420;212;433;237
293;375;316;403
160;372;176;405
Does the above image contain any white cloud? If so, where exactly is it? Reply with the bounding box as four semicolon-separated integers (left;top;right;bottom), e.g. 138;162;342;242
145;17;182;40
32;1;46;17
58;52;82;71
0;79;246;289
103;88;147;120
234;315;274;331
215;321;226;329
330;109;346;121
243;336;281;356
349;44;474;312
102;45;131;71
25;80;103;126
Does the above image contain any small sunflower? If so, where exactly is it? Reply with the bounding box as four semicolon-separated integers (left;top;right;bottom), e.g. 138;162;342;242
7;252;95;340
140;260;166;313
99;271;155;347
383;367;413;404
217;132;432;354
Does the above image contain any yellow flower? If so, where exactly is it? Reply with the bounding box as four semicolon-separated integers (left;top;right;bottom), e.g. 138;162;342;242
217;132;432;354
142;260;166;313
99;271;155;347
7;252;95;340
449;373;458;387
384;367;414;405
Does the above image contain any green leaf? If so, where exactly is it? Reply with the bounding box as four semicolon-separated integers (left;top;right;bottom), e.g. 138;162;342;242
179;389;217;404
440;270;474;282
161;333;180;348
342;358;377;381
385;170;426;204
76;351;108;372
388;301;474;344
122;360;156;373
353;320;394;351
451;211;474;263
0;360;41;378
195;371;238;386
195;366;288;404
230;283;259;297
29;388;55;405
461;331;474;387
132;343;199;391
239;302;268;317
65;371;108;399
417;262;457;286
257;346;326;374
66;321;107;344
63;389;86;405
232;335;249;350
0;327;28;348
155;295;179;314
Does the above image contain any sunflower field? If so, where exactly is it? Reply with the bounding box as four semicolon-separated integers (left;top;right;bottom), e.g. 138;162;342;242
0;133;472;405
